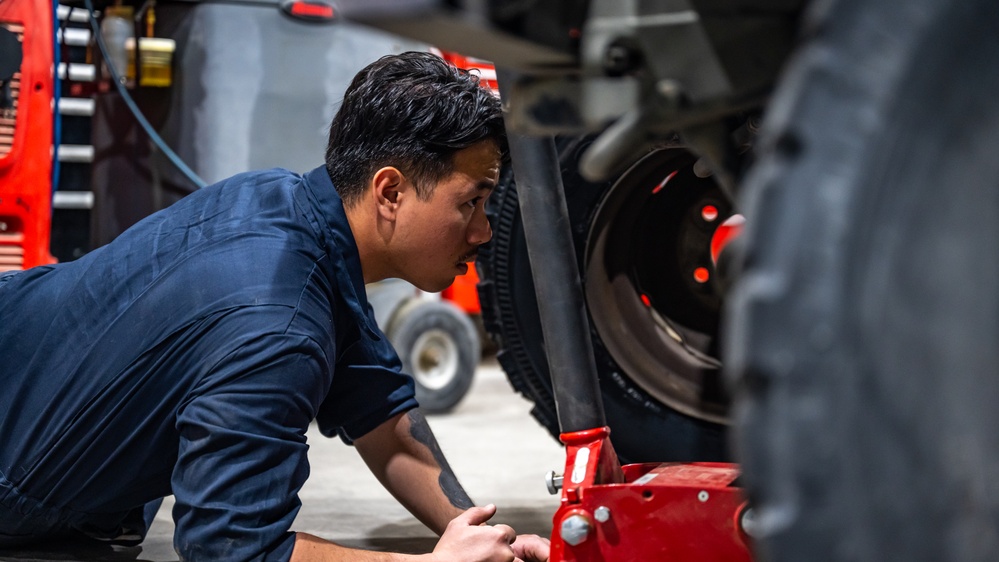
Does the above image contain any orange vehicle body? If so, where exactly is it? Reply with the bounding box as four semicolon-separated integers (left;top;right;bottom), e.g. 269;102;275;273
440;266;481;315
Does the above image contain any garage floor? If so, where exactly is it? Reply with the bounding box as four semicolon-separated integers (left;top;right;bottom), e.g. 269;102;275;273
0;358;566;562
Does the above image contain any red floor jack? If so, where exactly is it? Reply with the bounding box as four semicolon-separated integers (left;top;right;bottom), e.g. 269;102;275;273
500;90;755;561
548;430;752;561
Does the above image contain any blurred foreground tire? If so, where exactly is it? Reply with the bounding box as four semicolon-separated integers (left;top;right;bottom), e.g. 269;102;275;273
726;1;999;560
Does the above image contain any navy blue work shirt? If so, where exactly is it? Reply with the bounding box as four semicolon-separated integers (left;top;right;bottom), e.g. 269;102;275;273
0;166;418;560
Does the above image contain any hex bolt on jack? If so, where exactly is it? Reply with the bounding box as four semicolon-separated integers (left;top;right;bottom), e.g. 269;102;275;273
559;513;592;546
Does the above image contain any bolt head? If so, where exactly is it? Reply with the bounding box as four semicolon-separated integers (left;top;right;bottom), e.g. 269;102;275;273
545;470;563;495
560;514;591;546
593;506;611;523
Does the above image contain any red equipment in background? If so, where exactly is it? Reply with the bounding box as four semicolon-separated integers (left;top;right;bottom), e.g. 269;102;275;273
0;0;56;271
438;50;498;92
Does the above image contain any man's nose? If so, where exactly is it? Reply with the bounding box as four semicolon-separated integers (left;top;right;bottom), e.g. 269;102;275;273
468;211;492;245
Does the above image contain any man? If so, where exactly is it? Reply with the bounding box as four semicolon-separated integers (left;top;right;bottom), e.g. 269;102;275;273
0;51;550;561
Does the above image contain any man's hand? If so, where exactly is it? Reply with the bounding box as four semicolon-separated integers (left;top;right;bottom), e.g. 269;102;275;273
353;412;550;562
511;533;550;562
290;506;552;562
430;505;516;562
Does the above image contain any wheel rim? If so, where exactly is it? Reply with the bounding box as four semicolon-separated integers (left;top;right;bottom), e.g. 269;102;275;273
410;328;461;391
584;149;739;424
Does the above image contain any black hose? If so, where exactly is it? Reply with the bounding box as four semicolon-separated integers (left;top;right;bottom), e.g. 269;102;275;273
83;0;206;189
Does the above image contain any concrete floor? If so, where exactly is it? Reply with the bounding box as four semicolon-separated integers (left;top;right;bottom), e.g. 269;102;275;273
0;358;566;562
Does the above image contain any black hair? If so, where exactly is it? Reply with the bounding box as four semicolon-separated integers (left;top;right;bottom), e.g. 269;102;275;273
325;51;507;207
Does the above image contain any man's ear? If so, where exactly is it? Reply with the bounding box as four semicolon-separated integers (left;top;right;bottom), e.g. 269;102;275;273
371;166;407;221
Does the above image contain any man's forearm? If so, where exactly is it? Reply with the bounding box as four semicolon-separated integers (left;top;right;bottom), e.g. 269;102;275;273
405;409;474;511
348;413;552;562
291;533;428;562
354;409;472;535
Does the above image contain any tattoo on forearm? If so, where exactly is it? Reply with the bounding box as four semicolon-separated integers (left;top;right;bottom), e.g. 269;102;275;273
407;409;474;510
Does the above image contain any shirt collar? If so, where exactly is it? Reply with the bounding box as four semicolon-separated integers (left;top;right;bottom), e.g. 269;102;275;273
301;166;380;340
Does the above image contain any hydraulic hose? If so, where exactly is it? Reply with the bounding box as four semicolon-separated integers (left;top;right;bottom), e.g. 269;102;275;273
83;0;205;189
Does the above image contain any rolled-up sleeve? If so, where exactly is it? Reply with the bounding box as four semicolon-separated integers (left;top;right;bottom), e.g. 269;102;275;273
315;334;418;444
171;332;328;561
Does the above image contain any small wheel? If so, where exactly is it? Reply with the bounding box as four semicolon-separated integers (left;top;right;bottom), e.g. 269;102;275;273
387;300;480;413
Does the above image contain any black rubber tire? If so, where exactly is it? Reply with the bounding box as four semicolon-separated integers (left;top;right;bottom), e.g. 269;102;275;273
388;300;480;413
726;0;999;560
477;136;731;463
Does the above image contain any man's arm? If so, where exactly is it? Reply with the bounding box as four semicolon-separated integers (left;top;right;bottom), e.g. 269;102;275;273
291;407;525;561
350;409;550;562
291;504;518;562
353;408;471;534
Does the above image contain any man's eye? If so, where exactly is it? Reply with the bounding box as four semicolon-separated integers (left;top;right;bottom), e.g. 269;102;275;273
466;197;482;208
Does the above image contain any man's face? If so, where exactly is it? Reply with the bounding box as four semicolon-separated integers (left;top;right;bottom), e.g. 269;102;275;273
393;140;500;292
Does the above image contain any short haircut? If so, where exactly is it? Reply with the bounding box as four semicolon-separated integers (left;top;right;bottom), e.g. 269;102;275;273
325;51;506;207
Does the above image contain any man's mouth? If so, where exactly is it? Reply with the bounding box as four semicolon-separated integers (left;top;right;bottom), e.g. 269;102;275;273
458;251;478;265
